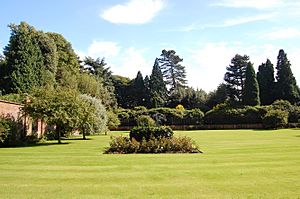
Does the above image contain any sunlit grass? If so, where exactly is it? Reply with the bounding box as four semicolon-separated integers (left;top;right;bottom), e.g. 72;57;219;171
0;129;299;198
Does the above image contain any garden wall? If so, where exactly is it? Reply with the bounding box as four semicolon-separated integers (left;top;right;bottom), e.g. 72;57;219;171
110;123;264;131
0;100;45;138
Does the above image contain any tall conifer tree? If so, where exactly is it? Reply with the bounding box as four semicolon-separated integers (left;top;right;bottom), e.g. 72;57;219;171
257;59;275;105
3;22;44;94
224;54;249;104
275;49;300;103
149;58;167;108
158;49;187;93
242;63;260;106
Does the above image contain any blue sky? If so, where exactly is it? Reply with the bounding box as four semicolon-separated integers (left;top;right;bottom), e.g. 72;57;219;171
1;0;300;91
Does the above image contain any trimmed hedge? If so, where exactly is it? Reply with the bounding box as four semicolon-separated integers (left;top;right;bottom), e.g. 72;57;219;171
105;136;202;154
262;109;288;129
130;126;173;142
204;106;266;125
117;107;204;127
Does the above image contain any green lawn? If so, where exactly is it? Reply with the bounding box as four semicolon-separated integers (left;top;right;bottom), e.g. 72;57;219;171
0;129;300;199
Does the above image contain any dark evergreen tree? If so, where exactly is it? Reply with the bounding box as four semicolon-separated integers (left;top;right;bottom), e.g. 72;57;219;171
275;49;300;103
3;22;45;94
0;55;6;94
112;75;132;108
242;62;260;106
257;59;275;105
224;54;249;104
131;71;148;107
158;49;187;93
206;83;228;108
143;75;151;108
149;58;167;108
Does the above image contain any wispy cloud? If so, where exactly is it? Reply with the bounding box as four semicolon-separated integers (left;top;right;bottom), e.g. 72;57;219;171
220;13;276;27
165;13;276;33
264;28;300;40
101;0;165;25
212;0;283;9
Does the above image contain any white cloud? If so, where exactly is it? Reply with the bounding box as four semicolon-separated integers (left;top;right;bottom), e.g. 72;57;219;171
87;41;121;59
77;41;152;79
212;0;283;9
114;47;152;78
186;43;300;92
264;28;300;40
186;43;237;91
101;0;165;24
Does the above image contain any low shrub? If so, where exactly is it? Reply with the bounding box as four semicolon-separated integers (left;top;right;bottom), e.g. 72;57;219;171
104;136;202;154
136;115;156;126
130;126;173;142
0;118;17;147
184;109;204;125
0;117;39;147
262;109;288;129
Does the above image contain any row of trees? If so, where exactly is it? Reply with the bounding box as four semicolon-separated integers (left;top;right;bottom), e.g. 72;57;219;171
0;22;120;142
0;22;299;141
224;50;300;106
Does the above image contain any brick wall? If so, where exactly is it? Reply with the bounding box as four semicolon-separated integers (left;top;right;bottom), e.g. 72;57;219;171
0;100;23;120
0;100;46;138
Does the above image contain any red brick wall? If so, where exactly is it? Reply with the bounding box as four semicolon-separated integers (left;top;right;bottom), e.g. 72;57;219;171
0;100;23;120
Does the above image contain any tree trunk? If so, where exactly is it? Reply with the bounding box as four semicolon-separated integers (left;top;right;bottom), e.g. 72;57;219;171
82;128;86;140
56;125;61;144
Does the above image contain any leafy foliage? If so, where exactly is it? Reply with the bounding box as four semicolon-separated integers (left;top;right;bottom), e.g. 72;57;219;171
136;115;156;126
262;109;288;129
105;135;202;154
2;22;47;93
130;126;173;142
23;87;108;143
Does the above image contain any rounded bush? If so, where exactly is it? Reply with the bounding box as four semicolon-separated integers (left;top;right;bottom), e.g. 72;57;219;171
136;115;156;126
262;109;288;129
130;126;173;142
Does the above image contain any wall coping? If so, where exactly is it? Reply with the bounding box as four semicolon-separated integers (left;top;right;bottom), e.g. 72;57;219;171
0;99;23;106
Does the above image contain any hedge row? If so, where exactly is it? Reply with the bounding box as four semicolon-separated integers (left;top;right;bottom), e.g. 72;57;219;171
117;100;300;129
117;107;204;126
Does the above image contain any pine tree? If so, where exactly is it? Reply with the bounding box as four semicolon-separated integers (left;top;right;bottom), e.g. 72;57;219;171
275;49;300;103
3;22;44;94
149;58;167;108
224;54;249;104
158;49;187;93
257;59;275;105
131;71;147;107
242;62;260;106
